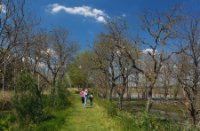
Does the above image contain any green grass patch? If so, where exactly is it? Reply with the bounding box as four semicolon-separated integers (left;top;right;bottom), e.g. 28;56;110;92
60;94;123;131
33;110;67;131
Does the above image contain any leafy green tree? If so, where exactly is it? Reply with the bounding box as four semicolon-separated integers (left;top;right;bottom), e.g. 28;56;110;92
67;51;93;88
68;63;88;88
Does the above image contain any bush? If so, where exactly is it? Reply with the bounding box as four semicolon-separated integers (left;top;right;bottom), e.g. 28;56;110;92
50;80;70;109
74;90;80;94
13;72;44;125
0;112;16;131
119;112;185;131
96;97;117;117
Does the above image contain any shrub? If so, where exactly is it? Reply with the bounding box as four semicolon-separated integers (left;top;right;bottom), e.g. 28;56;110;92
0;112;16;131
96;97;117;117
108;111;183;131
50;79;70;109
74;90;80;94
13;72;44;125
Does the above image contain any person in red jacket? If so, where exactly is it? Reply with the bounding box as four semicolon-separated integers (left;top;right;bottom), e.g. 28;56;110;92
80;88;85;104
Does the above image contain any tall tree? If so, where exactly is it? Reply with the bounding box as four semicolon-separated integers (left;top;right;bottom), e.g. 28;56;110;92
46;29;77;91
119;7;183;112
176;18;200;125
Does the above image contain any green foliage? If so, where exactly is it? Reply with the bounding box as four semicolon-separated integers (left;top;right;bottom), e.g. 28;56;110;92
50;80;71;109
67;51;92;88
96;97;192;131
13;72;44;125
74;90;80;94
30;110;67;131
8;75;71;129
0;112;16;131
4;110;66;131
54;81;70;109
59;93;123;131
96;97;117;117
68;63;88;87
116;112;187;131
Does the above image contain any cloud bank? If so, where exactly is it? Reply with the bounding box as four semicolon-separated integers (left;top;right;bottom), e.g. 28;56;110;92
48;3;108;23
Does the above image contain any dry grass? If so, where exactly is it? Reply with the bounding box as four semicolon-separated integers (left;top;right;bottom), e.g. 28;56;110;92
0;91;14;111
0;91;14;102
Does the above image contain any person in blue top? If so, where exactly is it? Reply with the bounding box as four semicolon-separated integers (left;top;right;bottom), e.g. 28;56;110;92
88;92;94;107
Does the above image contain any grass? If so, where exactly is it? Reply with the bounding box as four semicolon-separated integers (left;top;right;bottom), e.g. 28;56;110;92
0;90;123;131
0;91;14;101
34;110;68;131
122;100;187;121
60;94;123;131
1;89;198;130
0;111;16;131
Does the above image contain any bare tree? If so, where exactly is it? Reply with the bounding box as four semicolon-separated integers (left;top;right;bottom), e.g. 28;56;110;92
115;42;134;110
92;18;139;110
160;60;174;99
176;18;200;125
92;33;120;102
42;29;77;92
0;0;34;93
119;7;183;112
0;0;27;64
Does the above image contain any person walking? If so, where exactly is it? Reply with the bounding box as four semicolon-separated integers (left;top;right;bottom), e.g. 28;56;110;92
88;93;94;107
80;88;85;104
83;89;88;108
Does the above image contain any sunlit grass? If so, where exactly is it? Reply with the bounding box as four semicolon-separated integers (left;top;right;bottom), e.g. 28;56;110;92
60;94;123;131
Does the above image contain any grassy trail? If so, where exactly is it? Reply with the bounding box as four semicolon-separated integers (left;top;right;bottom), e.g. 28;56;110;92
60;93;122;131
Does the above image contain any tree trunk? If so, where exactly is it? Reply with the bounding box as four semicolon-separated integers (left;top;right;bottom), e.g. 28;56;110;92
118;93;124;110
109;87;114;102
51;76;57;105
52;78;56;93
190;102;197;125
142;91;146;100
13;68;16;95
145;87;153;112
2;61;6;95
190;105;197;125
118;93;121;110
2;73;4;93
136;88;140;99
126;86;131;100
119;85;126;110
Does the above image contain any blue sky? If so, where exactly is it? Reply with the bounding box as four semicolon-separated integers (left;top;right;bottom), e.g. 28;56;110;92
28;0;200;50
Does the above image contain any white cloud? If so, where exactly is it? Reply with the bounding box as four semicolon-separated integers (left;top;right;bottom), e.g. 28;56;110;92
48;3;108;23
142;48;158;55
0;4;6;14
96;16;106;23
